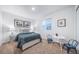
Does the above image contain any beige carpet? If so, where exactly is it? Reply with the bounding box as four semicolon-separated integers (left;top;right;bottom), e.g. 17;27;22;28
0;40;66;54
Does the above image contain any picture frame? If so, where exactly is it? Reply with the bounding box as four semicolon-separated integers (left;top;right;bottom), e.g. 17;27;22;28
14;19;23;27
23;21;31;28
57;18;66;27
14;18;31;28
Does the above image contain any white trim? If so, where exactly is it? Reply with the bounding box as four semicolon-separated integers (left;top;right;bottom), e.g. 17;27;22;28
22;39;40;50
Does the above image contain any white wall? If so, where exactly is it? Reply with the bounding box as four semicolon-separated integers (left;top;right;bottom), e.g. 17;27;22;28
0;10;3;46
37;6;76;41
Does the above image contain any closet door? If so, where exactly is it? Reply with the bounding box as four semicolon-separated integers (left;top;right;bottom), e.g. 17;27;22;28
77;7;79;41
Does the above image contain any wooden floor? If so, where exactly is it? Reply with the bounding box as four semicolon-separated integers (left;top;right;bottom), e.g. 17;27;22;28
23;40;66;54
0;40;67;54
0;41;21;54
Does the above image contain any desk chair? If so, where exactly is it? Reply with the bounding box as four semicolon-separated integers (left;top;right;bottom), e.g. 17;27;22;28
63;39;78;54
47;34;53;43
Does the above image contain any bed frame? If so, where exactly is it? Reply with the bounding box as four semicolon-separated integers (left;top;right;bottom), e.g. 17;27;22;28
15;32;42;51
22;39;41;51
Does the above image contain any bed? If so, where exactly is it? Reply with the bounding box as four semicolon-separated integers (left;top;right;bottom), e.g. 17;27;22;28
15;32;42;50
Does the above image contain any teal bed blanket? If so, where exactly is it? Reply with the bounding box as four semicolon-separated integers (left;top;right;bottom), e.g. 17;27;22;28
15;32;42;49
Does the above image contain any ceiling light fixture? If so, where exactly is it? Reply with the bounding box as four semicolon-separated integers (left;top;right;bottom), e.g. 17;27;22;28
32;7;36;11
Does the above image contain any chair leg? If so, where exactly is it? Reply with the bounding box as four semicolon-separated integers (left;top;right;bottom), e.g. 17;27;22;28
74;48;77;54
67;48;70;54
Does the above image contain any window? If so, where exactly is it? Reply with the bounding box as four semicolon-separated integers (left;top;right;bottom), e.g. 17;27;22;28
42;18;52;30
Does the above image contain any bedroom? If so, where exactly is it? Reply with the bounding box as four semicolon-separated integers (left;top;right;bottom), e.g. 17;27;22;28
0;5;79;54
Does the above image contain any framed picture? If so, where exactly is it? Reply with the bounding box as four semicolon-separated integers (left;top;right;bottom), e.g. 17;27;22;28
14;18;31;28
14;19;23;27
23;21;31;28
57;18;66;27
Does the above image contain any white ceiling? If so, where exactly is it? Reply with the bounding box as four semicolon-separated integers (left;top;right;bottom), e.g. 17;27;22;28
20;5;74;18
0;5;74;19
